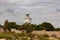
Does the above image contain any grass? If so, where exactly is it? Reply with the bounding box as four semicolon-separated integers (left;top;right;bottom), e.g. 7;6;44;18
0;32;59;40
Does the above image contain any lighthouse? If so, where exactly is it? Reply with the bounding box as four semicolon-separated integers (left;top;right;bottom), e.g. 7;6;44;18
24;13;32;23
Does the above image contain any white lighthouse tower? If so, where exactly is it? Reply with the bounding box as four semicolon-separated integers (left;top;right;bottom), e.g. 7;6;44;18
24;12;32;23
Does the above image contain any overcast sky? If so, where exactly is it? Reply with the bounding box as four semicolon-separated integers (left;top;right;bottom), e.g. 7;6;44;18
0;0;60;28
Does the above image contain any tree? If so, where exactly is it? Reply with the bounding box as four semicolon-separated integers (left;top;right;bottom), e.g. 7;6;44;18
4;20;8;27
30;24;36;30
15;24;23;30
22;23;34;33
40;22;54;31
7;22;16;31
4;20;9;32
4;20;17;32
35;24;45;30
54;28;60;31
8;22;16;28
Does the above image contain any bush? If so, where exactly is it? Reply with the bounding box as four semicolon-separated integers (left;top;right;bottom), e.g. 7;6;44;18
0;32;19;40
51;33;57;37
43;34;49;38
38;34;50;40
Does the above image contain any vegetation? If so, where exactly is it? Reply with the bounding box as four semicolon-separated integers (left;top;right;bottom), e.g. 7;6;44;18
40;22;54;31
3;20;55;32
0;20;60;40
0;32;17;39
0;32;50;40
54;28;60;31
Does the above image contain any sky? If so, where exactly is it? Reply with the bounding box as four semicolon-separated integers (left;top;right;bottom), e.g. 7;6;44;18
0;0;60;28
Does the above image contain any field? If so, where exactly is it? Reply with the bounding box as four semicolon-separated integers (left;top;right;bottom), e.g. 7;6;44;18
0;31;60;40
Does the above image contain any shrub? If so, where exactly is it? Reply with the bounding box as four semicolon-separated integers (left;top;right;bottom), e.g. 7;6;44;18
51;33;57;37
38;34;50;40
43;34;49;38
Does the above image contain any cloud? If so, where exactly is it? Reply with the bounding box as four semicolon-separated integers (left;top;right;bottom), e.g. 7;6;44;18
0;0;60;28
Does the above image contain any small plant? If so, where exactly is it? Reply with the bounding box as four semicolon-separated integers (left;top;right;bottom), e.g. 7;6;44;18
43;34;49;38
38;34;50;40
51;33;57;37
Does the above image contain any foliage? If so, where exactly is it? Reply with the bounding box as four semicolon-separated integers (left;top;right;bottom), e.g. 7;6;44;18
3;20;57;31
54;28;60;31
7;22;16;31
4;20;25;32
4;20;9;32
43;34;49;38
0;32;15;39
40;22;54;31
38;35;50;40
51;33;57;37
4;20;8;28
22;23;34;33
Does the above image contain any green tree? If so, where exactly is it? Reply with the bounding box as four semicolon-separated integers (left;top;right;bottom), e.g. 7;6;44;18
4;20;9;32
22;23;34;33
15;24;23;30
40;22;54;31
8;22;16;31
4;20;17;32
54;28;60;31
31;24;37;30
4;20;8;27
